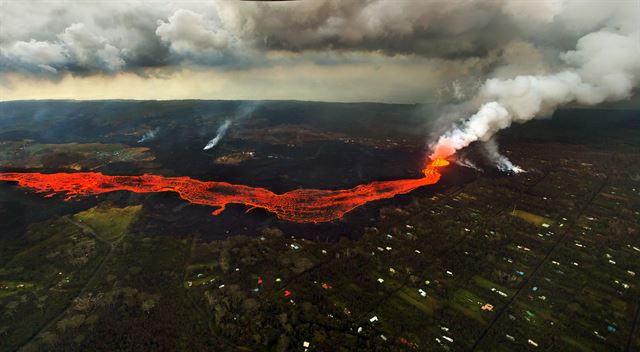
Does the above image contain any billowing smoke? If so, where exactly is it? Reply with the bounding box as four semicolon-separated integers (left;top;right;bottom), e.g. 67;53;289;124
430;30;640;171
2;1;635;79
137;127;160;143
203;119;232;150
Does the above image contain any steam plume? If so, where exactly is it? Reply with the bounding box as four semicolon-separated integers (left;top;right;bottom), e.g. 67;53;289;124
203;119;232;150
430;30;640;171
482;137;523;173
202;101;261;150
455;157;483;172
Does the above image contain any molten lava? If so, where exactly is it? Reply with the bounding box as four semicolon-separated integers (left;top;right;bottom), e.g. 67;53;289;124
0;159;449;223
427;158;450;168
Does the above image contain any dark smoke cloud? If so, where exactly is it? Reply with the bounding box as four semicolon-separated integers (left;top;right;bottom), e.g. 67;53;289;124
1;0;636;82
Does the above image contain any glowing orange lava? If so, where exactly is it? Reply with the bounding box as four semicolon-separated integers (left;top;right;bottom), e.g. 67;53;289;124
427;158;450;168
0;159;448;223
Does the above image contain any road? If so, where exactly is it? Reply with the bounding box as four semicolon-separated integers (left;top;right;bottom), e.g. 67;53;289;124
16;216;119;352
469;175;609;351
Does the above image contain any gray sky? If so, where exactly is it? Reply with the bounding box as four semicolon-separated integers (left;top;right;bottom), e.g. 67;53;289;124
1;0;637;102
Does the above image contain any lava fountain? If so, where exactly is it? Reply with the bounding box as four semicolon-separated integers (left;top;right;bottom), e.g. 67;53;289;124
0;159;449;223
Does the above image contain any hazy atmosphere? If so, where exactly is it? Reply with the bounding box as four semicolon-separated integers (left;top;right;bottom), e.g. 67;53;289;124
2;0;637;103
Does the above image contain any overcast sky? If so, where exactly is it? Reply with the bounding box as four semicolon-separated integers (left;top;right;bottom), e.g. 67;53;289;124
0;0;637;103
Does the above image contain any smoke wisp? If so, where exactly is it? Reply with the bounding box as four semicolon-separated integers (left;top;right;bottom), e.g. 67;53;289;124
202;101;262;150
454;157;483;172
203;119;232;150
137;127;160;143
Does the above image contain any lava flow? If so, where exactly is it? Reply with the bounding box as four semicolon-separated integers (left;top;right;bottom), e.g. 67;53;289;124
0;159;449;223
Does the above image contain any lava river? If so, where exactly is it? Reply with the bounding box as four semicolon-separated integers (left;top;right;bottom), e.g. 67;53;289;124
0;159;449;223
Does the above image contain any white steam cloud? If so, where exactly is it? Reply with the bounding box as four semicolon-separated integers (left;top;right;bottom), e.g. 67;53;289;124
430;30;640;172
203;119;232;150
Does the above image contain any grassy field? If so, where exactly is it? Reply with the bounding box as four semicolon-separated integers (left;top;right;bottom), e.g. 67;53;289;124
451;289;488;324
74;205;142;242
510;209;553;227
396;287;438;315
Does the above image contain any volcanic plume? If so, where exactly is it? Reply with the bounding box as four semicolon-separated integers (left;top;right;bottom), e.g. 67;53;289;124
0;159;448;223
430;30;640;171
